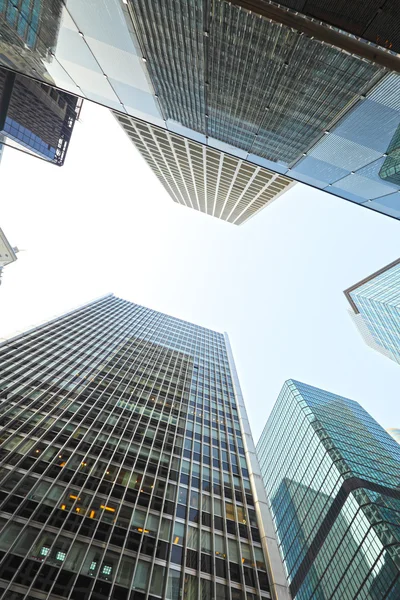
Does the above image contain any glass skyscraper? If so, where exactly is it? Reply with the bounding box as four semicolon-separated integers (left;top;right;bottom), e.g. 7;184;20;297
0;295;288;600
257;379;400;600
0;67;81;165
1;1;400;218
344;258;400;364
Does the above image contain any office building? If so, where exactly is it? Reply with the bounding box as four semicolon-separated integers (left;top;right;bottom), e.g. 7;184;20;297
387;429;400;444
0;227;18;285
344;258;400;364
1;3;400;219
0;295;289;600
257;379;400;600
114;114;295;224
0;68;81;165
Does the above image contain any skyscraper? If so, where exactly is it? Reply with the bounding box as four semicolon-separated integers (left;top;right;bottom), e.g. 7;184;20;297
257;379;400;600
344;257;400;364
1;2;400;219
0;295;288;600
0;68;81;165
114;114;295;224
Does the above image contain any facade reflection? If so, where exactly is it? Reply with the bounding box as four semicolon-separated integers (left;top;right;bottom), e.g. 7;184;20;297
0;1;400;217
257;380;400;599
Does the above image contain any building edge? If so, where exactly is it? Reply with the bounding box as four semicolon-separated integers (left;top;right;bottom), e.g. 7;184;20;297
0;293;114;346
224;333;291;600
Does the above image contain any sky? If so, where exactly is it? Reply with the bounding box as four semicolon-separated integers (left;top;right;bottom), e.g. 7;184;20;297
1;101;400;442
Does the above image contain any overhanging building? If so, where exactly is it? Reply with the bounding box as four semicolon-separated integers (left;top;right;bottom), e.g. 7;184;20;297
1;3;400;218
344;258;400;364
257;379;400;600
0;295;289;600
114;114;295;224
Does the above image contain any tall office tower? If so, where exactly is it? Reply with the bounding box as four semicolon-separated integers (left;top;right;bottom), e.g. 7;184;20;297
0;68;81;165
344;258;400;364
1;3;400;219
114;114;295;224
0;295;289;600
257;379;400;600
387;429;400;444
0;227;18;285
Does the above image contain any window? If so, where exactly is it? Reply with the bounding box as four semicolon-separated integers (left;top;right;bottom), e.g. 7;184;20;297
133;559;150;591
166;569;181;600
150;564;166;596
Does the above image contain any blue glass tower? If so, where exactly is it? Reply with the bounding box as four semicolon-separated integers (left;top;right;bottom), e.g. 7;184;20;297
344;258;400;364
257;380;400;600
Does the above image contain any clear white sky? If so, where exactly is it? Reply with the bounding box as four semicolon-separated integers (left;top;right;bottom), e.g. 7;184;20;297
1;102;400;441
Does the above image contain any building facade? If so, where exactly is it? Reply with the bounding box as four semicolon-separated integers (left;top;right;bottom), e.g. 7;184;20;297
344;258;400;364
257;379;400;600
0;295;288;600
1;2;400;218
0;68;81;165
114;114;295;224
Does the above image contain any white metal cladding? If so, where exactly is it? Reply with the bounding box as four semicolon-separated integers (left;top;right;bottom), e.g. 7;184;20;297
115;114;295;225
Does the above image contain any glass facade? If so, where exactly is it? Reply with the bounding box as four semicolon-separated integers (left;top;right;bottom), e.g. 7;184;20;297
0;68;80;165
0;1;399;215
257;379;400;600
344;258;400;364
0;295;273;600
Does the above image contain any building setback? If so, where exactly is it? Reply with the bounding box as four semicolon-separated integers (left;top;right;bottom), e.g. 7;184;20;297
1;2;400;218
114;114;295;224
0;295;288;600
257;379;400;600
344;258;400;364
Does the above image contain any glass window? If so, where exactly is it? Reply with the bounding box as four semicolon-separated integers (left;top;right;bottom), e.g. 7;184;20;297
201;530;211;553
133;559;150;591
215;534;226;557
173;522;185;545
99;550;119;581
131;508;146;529
159;518;171;541
213;498;222;516
178;487;188;504
190;489;199;509
183;573;198;600
32;532;56;560
116;557;135;588
64;540;88;573
82;545;103;577
146;514;160;536
241;542;252;565
0;522;24;551
186;526;198;550
216;583;229;600
166;568;181;600
48;536;71;566
150;564;166;596
225;502;235;520
228;539;239;563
